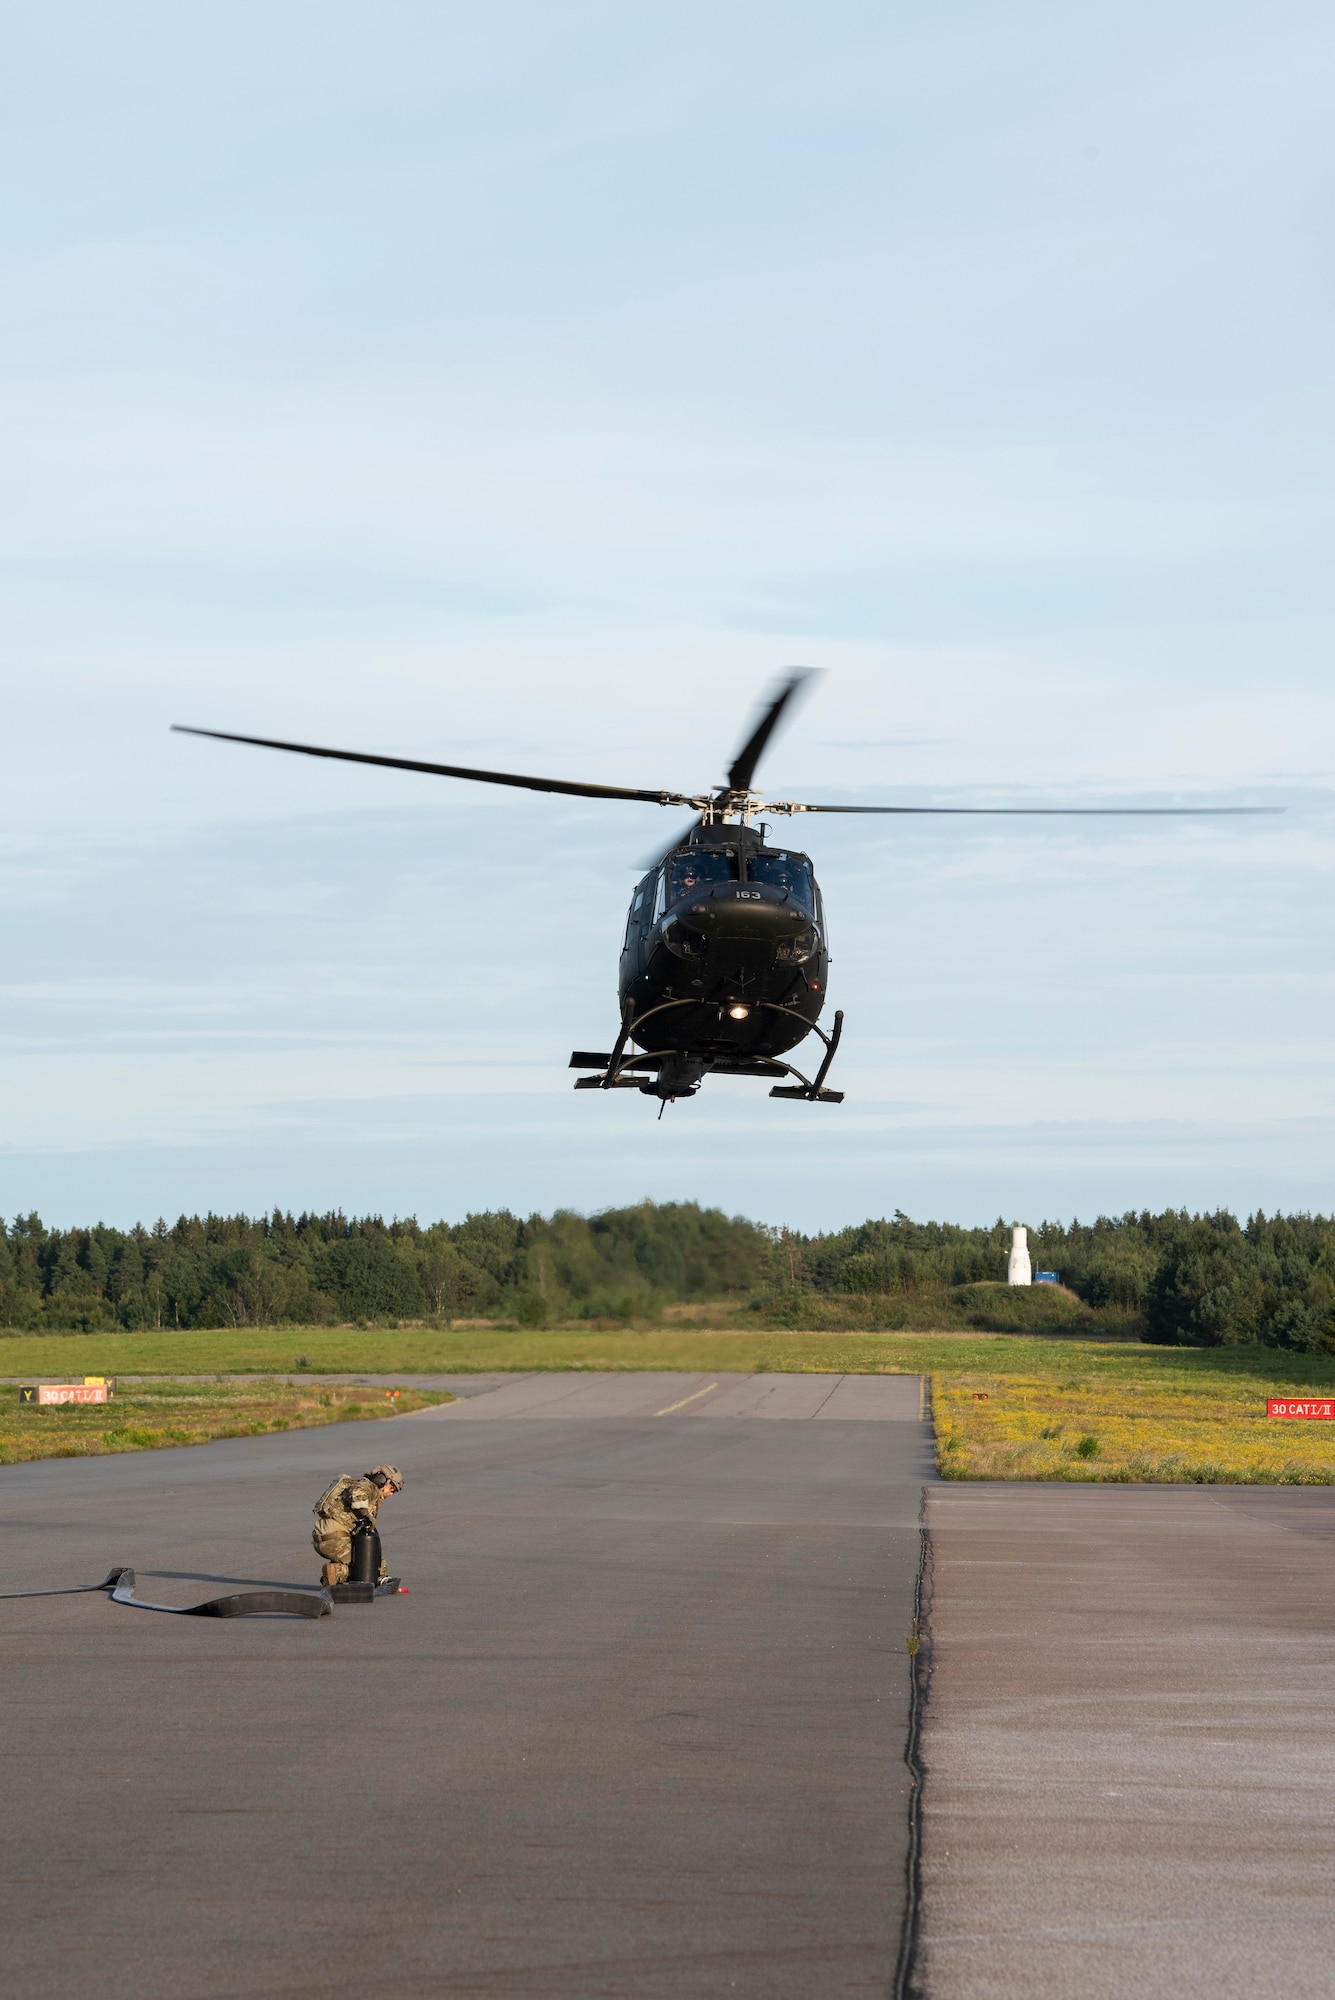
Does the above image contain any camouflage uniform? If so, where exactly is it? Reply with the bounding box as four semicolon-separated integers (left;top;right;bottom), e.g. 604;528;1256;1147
313;1470;397;1585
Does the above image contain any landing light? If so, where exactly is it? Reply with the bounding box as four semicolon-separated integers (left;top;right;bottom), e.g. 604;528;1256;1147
728;1005;750;1020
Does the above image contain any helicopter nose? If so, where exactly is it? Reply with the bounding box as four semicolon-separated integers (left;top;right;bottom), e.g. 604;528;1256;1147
689;887;801;938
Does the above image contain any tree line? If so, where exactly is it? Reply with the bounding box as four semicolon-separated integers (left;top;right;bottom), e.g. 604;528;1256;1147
762;1208;1335;1350
0;1204;771;1334
2;1202;1333;1351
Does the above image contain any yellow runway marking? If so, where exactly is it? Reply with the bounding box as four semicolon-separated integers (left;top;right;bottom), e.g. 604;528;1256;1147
919;1377;925;1420
656;1382;720;1416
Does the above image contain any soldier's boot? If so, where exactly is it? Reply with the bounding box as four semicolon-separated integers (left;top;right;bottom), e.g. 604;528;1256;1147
321;1561;349;1587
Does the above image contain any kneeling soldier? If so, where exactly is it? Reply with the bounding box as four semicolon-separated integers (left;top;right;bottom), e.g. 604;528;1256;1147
313;1463;404;1586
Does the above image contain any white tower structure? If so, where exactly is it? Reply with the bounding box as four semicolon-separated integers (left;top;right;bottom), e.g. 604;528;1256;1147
1007;1225;1032;1286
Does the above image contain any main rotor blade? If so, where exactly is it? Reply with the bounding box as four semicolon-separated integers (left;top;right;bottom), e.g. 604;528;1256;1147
772;802;1283;816
726;669;819;794
171;727;691;808
635;817;703;874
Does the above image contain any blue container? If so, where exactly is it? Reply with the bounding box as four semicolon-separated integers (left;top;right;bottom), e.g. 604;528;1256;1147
1034;1271;1060;1285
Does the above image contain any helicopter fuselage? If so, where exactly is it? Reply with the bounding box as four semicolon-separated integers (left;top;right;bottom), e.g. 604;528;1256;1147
610;822;830;1098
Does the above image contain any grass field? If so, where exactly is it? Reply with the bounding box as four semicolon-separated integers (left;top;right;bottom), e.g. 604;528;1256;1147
0;1323;1280;1377
3;1325;1333;1483
0;1378;451;1466
0;1323;1065;1377
0;1324;829;1377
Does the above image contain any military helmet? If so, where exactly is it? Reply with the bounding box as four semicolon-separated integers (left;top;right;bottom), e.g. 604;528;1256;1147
370;1463;404;1492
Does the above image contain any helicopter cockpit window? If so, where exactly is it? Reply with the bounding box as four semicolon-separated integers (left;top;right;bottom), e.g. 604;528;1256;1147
748;852;814;906
666;850;737;902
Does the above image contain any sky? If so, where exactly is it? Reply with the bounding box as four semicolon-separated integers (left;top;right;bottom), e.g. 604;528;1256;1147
3;0;1333;1234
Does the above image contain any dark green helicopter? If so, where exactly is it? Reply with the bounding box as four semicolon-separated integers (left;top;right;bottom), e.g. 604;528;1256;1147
173;672;1273;1108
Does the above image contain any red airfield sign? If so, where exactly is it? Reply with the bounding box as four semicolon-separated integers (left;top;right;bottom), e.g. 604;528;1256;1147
1268;1398;1335;1420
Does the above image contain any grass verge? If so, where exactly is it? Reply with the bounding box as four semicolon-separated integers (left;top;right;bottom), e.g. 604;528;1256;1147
933;1348;1335;1484
0;1379;452;1467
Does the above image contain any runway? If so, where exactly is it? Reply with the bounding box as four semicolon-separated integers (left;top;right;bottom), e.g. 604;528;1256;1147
0;1371;929;1999
915;1483;1335;1999
429;1370;925;1421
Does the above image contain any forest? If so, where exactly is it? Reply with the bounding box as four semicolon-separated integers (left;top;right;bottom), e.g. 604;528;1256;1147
1;1202;1333;1351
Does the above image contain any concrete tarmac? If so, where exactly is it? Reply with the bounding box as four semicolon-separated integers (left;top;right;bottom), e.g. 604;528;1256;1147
1;1371;929;1999
916;1483;1335;1999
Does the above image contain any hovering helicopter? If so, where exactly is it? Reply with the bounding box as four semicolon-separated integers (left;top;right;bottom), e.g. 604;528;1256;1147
173;673;1274;1108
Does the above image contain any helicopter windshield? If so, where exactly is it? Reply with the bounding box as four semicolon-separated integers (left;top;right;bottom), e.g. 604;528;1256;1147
666;850;736;902
748;851;814;906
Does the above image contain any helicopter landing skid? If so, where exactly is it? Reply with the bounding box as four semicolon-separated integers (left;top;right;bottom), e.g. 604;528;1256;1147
763;1004;844;1101
569;1008;844;1103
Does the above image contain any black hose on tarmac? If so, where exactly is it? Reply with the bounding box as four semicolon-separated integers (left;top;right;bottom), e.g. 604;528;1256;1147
0;1566;331;1618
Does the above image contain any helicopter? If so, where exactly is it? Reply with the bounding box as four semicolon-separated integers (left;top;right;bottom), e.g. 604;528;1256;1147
173;672;1274;1107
